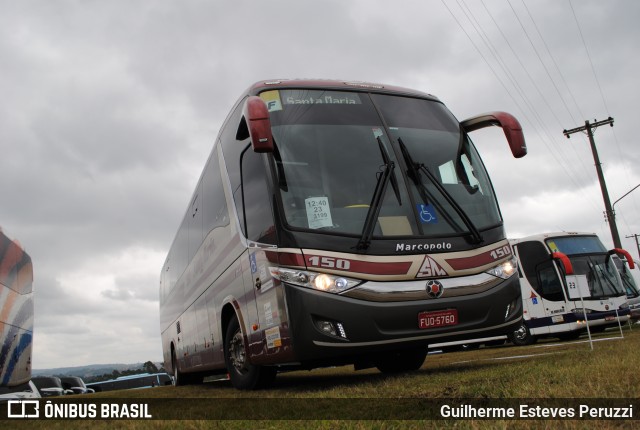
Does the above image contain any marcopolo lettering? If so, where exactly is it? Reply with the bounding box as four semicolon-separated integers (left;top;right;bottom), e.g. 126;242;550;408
396;242;452;252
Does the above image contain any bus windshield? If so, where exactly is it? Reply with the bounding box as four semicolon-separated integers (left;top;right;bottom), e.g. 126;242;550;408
546;236;607;255
546;235;625;299
263;89;502;239
613;258;640;298
569;254;626;298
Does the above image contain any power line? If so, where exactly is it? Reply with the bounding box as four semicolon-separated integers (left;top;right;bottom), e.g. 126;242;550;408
452;0;601;211
568;0;610;115
521;0;586;121
480;0;595;188
506;0;578;125
568;0;637;224
516;0;599;198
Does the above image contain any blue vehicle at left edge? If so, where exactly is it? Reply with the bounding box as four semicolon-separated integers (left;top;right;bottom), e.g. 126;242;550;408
0;228;39;400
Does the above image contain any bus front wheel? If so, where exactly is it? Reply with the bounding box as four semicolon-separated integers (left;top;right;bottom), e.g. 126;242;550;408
224;315;276;390
508;324;536;346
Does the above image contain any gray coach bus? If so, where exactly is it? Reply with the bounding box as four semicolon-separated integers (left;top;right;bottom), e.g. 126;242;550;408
160;79;527;389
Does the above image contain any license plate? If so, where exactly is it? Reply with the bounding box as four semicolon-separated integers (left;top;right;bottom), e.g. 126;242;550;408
418;309;458;329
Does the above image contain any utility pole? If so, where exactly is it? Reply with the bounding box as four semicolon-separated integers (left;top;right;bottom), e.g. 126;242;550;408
627;234;640;261
563;117;621;248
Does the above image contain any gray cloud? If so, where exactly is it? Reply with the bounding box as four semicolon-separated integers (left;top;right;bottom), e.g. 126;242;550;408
1;0;638;368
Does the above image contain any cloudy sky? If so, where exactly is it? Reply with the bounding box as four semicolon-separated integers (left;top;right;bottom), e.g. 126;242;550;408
1;0;638;370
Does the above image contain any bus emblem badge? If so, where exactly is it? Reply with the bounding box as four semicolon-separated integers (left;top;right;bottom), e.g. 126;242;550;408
426;280;444;298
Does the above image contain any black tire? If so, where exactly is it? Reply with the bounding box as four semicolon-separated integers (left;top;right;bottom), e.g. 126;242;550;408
172;348;187;386
224;315;276;390
508;323;536;346
375;348;427;374
172;347;203;386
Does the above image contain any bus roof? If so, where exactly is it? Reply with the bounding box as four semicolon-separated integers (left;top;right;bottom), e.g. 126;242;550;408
509;232;597;245
246;79;441;101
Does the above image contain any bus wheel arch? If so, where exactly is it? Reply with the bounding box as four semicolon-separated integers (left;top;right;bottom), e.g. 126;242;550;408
170;343;183;385
223;312;276;390
220;303;238;346
171;342;203;385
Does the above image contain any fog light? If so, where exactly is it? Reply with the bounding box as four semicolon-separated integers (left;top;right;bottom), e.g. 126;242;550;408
316;320;337;336
314;319;348;339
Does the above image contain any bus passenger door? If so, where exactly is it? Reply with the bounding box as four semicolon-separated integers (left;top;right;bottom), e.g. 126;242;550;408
238;146;287;362
534;261;568;336
514;242;566;336
241;247;285;360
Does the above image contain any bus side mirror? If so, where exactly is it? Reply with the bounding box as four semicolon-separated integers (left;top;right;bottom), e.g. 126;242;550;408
608;248;635;269
460;111;527;158
552;251;574;275
244;96;274;153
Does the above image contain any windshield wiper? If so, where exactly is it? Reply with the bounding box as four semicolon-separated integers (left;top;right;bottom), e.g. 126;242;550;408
356;137;400;250
397;137;483;244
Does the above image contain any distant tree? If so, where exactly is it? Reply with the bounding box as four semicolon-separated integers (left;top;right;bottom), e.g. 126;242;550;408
143;361;159;374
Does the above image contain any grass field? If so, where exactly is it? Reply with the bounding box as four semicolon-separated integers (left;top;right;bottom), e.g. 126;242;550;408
4;325;639;429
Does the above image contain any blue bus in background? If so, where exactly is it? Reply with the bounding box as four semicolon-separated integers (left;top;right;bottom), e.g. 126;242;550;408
86;373;173;392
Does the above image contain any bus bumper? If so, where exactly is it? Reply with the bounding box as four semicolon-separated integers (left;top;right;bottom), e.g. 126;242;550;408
283;274;522;365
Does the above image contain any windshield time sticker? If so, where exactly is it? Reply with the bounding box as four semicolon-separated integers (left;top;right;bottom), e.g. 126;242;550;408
417;204;438;224
305;196;333;229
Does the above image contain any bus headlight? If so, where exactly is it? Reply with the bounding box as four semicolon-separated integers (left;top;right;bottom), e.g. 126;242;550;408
270;267;361;294
485;256;518;279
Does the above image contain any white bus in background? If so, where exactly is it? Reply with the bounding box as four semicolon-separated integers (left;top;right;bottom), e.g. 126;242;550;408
508;232;632;345
619;259;640;322
160;79;528;390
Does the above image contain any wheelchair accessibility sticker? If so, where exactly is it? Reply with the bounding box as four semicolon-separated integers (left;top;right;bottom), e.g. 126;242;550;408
417;204;438;224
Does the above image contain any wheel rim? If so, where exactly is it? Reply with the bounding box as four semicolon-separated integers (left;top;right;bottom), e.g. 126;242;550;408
228;329;248;375
514;325;528;341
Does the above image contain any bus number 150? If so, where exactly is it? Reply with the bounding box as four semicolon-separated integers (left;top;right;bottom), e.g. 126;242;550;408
490;245;512;260
308;256;351;270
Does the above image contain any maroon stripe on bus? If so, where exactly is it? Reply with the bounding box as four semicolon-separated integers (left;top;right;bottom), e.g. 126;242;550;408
273;252;306;267
445;250;495;270
347;260;412;275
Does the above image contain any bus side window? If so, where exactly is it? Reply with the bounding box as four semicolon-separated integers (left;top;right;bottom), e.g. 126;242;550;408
202;148;229;234
240;148;276;244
